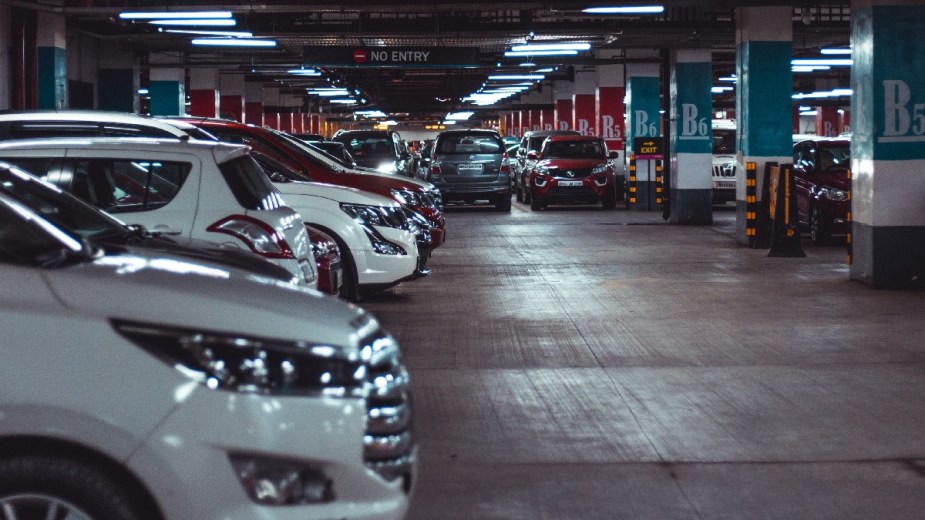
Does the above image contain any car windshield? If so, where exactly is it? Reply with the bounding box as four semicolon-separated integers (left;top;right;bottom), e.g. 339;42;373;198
712;129;736;154
272;131;347;173
543;140;604;159
0;163;129;242
819;144;850;170
337;135;394;159
0;193;87;268
436;134;503;155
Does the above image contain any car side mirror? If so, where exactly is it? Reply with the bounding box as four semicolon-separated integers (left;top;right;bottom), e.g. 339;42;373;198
608;151;620;160
268;171;290;183
527;151;538;160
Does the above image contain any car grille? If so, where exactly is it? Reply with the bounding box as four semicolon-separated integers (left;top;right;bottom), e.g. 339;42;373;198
548;168;593;179
360;330;414;486
713;164;736;177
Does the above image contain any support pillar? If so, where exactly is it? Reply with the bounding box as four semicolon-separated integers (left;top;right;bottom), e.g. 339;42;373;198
263;86;280;129
850;0;925;288
597;63;626;155
815;106;839;137
36;11;66;109
219;73;244;122
734;7;793;243
98;48;137;113
540;109;555;131
0;6;12;110
244;81;264;126
149;68;185;116
553;82;574;131
626;61;661;210
573;70;597;136
189;68;219;118
669;49;713;224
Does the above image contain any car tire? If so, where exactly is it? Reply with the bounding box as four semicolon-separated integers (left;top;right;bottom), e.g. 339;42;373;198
0;456;149;520
495;195;512;212
530;198;543;211
312;225;361;302
810;206;830;245
602;190;617;210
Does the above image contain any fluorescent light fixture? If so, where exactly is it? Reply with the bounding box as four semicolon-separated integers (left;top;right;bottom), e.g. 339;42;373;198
791;58;852;67
446;111;474;120
165;29;253;37
287;68;321;76
792;65;831;72
329;99;357;104
357;110;387;118
191;38;275;47
582;6;665;14
718;75;737;82
510;43;591;52
120;11;232;20
309;90;350;96
711;86;733;94
488;74;545;81
309;87;348;92
792;88;853;99
150;19;236;26
821;48;851;55
831;88;853;96
799;106;813;111
442;120;458;125
536;67;555;73
519;62;537;67
505;50;579;57
802;110;818;116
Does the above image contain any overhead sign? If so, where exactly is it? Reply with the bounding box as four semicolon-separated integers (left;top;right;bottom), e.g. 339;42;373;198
303;46;480;68
633;137;664;159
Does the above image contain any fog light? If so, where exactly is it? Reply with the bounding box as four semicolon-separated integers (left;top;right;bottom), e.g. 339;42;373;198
230;455;334;505
833;218;846;224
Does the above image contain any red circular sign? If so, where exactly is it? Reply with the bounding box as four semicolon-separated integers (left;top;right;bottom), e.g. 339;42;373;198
353;48;367;64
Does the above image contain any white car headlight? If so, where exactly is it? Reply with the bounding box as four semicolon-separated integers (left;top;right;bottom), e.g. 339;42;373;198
591;163;611;175
820;186;849;202
377;162;398;174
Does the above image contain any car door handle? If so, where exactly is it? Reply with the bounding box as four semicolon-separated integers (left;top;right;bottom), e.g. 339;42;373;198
150;224;183;236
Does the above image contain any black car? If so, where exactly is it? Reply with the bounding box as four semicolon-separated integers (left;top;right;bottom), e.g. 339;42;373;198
0;161;297;282
331;129;415;177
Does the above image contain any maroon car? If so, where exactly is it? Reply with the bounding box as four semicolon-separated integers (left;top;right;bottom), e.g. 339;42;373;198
793;138;851;244
306;226;343;296
168;118;446;248
526;135;619;210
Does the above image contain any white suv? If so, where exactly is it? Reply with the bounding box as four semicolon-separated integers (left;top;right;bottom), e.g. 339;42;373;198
711;120;737;205
0;137;318;287
0;191;414;519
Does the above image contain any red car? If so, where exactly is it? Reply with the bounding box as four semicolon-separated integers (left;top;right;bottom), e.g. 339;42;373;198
526;135;619;210
793;138;851;244
306;226;344;295
170;118;446;247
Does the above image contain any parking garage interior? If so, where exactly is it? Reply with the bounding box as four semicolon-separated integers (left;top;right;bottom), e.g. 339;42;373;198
1;1;924;519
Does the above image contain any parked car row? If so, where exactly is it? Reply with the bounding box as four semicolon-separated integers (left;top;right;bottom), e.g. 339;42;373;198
0;115;420;519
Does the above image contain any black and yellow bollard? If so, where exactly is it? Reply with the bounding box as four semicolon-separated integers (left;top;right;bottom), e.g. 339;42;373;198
627;153;637;208
768;164;806;258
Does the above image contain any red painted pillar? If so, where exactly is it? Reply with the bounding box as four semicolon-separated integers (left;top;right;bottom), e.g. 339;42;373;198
555;99;573;131
540;109;555;131
573;94;596;136
244;81;264;126
597;86;625;152
815;106;839;137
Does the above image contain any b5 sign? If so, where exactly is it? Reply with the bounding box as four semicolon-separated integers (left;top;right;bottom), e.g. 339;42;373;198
881;80;925;142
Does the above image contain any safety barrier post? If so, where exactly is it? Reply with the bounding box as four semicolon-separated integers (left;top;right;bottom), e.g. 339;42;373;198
846;169;852;265
655;160;664;206
745;161;758;247
768;163;806;257
627;153;637;208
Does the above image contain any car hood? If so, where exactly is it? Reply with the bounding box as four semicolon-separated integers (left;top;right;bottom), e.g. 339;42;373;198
538;158;608;170
42;250;370;350
816;167;851;191
100;236;297;283
319;170;429;197
276;180;399;207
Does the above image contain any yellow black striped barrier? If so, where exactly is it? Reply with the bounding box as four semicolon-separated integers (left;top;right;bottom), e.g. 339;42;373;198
627;154;637;206
745;161;757;246
655;160;664;206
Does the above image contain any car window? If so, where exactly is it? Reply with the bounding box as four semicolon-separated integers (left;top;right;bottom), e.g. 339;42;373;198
68;159;191;213
528;136;547;152
819;145;850;170
338;135;395;158
0;196;81;267
712;129;736;154
436;134;503;154
218;155;285;211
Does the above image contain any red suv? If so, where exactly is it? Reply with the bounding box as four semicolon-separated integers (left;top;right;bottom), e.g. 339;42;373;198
526;135;618;210
793;138;851;244
170;118;446;247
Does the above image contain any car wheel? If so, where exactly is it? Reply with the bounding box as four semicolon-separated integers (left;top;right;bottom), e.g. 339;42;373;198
312;225;361;301
602;190;617;210
0;457;149;520
495;195;512;212
810;206;830;245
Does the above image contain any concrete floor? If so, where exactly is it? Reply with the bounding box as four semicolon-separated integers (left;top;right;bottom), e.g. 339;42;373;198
361;201;925;520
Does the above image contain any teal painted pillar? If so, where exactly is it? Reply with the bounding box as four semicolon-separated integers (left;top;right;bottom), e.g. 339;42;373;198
149;67;185;116
626;62;661;210
850;0;925;288
669;49;713;224
735;7;793;243
36;12;66;109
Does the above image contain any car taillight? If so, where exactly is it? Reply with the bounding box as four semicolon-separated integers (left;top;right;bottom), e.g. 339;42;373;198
207;214;296;259
500;152;510;174
430;162;442;175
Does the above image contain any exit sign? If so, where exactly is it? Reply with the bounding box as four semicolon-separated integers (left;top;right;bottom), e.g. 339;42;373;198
633;137;664;159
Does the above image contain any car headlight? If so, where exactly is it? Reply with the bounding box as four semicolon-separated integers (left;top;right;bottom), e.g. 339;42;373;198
113;320;365;396
390;189;423;207
340;204;404;229
820;186;849;202
591;163;611;175
377;162;398;174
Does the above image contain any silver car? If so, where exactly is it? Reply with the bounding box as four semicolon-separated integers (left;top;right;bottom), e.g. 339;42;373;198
428;129;511;212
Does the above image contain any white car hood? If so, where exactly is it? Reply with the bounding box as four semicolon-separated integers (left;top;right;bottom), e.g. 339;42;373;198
277;180;400;207
42;252;370;350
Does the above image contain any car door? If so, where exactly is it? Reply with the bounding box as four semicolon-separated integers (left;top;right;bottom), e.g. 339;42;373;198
66;152;200;238
792;142;816;226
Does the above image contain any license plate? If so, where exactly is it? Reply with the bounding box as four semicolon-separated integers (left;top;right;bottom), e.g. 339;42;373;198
457;163;482;174
558;180;583;187
715;181;735;189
